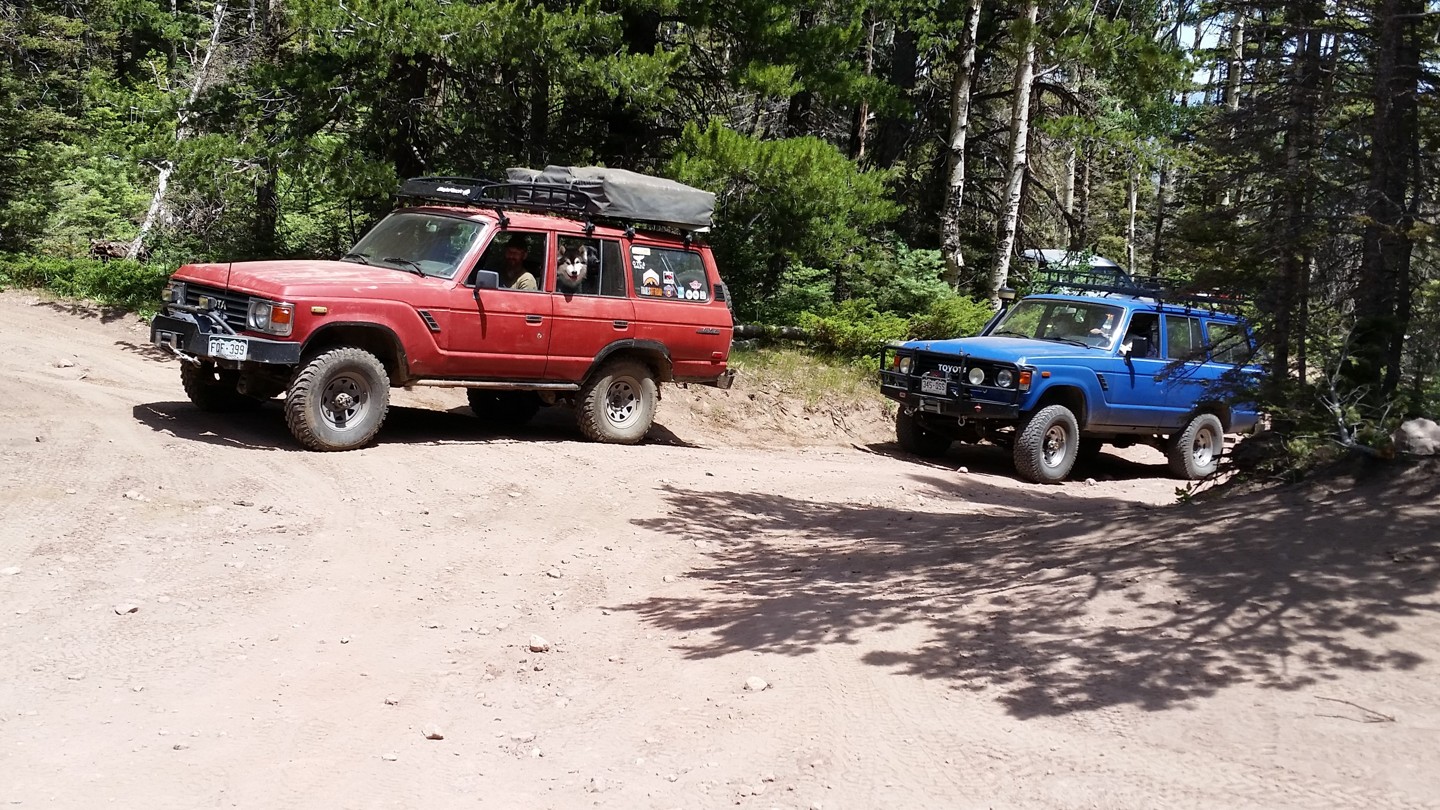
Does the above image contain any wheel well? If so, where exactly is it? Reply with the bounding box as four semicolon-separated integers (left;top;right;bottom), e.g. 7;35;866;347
302;325;408;384
1193;401;1233;431
588;346;673;385
1033;385;1088;428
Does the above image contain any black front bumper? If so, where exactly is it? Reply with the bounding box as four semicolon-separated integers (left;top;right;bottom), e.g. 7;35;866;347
150;311;303;365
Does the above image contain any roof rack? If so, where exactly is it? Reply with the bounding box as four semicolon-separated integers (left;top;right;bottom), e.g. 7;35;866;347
1027;266;1246;313
396;176;592;216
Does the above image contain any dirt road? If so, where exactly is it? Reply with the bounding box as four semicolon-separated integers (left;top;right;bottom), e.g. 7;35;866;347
2;290;1438;809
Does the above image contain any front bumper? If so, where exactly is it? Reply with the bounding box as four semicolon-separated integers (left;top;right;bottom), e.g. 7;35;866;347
151;311;303;365
879;347;1024;422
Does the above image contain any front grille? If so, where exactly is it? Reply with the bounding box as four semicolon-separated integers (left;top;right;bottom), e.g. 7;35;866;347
183;284;250;332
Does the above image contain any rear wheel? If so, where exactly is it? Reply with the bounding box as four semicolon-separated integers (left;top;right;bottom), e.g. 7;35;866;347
467;390;541;426
576;359;657;444
1166;413;1224;479
284;348;390;451
895;410;951;458
181;362;264;412
1013;404;1080;484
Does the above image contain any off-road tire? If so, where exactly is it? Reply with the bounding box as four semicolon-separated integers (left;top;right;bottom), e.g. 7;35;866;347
467;390;542;426
1013;404;1080;484
181;362;263;412
576;359;656;444
895;409;951;458
1166;412;1224;480
284;348;390;451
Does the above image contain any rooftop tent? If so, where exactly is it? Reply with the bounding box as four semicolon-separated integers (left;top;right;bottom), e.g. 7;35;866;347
505;166;715;232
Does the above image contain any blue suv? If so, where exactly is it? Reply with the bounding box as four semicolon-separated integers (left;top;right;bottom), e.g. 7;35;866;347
879;265;1262;483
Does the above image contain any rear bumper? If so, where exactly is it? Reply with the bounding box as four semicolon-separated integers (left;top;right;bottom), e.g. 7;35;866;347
150;311;303;365
684;368;737;390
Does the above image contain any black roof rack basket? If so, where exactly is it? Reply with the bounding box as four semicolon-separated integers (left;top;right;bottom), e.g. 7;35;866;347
396;176;592;217
1028;266;1248;312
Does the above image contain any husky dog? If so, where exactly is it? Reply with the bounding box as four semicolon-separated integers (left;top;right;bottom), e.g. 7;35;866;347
557;243;598;291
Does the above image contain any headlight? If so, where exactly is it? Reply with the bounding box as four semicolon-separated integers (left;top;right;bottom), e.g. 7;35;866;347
967;367;985;386
898;356;913;374
162;280;186;305
996;369;1014;388
247;299;294;337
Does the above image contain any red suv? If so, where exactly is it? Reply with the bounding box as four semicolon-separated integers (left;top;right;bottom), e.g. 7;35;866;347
149;168;735;450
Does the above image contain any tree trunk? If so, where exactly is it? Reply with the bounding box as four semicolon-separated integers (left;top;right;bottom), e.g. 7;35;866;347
987;0;1039;307
871;24;919;169
849;15;878;159
940;0;982;291
1070;141;1091;251
1126;167;1138;274
1349;0;1423;402
1267;1;1324;402
129;0;228;259
528;58;550;167
1220;10;1245;209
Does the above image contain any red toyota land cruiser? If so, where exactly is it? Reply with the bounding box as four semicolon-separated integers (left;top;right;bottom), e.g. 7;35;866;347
149;167;736;450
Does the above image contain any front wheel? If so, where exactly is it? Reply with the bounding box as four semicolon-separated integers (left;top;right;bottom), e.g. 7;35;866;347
284;348;390;451
895;410;951;457
576;359;657;444
181;362;264;412
1166;412;1224;479
1013;404;1080;484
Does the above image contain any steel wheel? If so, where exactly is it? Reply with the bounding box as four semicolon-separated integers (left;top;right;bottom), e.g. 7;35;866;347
1042;423;1070;470
320;371;370;430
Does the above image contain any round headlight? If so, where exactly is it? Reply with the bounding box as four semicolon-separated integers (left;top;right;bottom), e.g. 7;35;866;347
996;369;1015;388
898;356;912;374
967;367;985;386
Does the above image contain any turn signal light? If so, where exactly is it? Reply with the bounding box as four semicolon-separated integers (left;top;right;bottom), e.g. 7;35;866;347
1018;370;1033;392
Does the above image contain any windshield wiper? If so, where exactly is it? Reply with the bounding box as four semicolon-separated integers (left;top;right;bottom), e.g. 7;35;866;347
993;329;1030;338
382;257;425;276
1045;336;1090;347
340;252;371;265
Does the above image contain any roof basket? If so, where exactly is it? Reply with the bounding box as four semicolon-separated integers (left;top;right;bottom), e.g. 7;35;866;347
1028;266;1246;312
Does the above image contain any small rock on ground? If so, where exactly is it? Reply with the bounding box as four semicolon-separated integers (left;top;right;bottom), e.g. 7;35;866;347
744;676;769;692
422;725;444;740
528;635;551;653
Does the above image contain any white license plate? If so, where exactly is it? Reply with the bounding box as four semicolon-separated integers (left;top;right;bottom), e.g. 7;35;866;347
208;337;249;361
920;376;948;395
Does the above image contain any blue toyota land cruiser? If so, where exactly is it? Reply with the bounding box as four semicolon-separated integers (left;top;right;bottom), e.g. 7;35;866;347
879;262;1262;483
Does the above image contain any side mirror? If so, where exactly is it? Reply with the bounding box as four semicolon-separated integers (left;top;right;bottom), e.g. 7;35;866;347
473;270;500;290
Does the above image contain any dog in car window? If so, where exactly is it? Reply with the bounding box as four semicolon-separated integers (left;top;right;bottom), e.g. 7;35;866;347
557;243;598;293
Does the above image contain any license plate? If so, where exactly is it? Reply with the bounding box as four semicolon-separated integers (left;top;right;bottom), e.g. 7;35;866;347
920;376;948;395
207;336;249;361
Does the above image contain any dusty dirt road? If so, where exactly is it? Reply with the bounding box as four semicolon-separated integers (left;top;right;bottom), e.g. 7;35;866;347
2;289;1439;809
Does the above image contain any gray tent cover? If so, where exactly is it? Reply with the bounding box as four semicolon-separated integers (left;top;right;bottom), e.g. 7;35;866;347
505;165;714;231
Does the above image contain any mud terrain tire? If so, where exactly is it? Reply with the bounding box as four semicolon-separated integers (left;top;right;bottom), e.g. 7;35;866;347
895;409;951;457
577;359;656;444
1014;404;1080;484
1166;412;1224;479
181;362;264;412
284;348;390;451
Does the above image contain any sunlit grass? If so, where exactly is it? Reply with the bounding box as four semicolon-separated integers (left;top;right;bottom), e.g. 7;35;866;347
729;345;891;411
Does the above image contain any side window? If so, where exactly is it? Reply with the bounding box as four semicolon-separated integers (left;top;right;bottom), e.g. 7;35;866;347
555;236;626;297
1206;321;1249;364
476;231;548;292
1124;313;1161;358
632;246;710;302
1164;315;1204;360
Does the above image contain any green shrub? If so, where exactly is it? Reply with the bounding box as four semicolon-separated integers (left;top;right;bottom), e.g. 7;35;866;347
909;295;995;341
798;298;910;358
0;253;171;315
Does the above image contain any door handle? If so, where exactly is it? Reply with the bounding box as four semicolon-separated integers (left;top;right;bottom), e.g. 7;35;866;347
1199;379;1211;387
1153;374;1165;382
613;320;630;330
525;314;543;324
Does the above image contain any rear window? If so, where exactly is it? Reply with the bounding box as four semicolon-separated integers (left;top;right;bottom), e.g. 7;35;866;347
1205;321;1250;364
632;246;710;302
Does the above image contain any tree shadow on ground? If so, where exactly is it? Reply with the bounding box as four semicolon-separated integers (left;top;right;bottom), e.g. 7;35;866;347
864;440;1173;483
114;339;174;364
33;299;135;324
620;464;1440;718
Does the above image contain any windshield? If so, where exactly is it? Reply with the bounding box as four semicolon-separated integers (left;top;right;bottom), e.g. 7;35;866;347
345;212;485;278
989;299;1123;349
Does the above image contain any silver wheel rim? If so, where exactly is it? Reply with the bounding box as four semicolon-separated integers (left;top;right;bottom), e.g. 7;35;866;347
604;378;640;428
321;372;369;430
1192;425;1218;467
1042;423;1069;468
